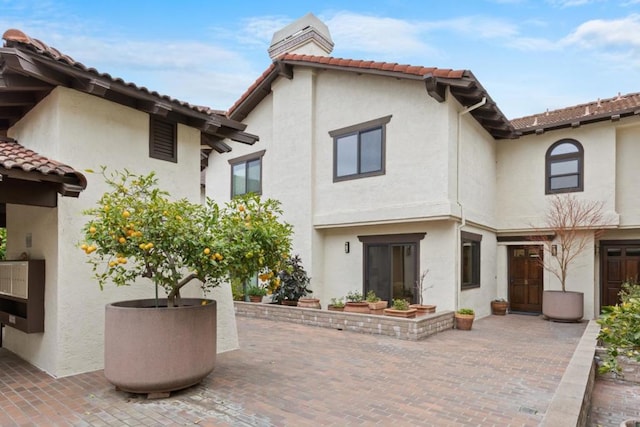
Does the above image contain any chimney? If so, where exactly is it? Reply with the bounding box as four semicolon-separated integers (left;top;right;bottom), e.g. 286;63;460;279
268;13;334;60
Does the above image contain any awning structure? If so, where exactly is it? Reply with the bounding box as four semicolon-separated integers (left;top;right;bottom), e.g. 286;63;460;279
0;136;87;226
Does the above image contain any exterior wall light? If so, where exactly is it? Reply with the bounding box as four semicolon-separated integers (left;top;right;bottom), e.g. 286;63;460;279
551;244;557;256
344;242;350;253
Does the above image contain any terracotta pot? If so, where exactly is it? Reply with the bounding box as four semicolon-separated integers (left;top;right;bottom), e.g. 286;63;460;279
455;313;475;330
248;295;262;303
280;300;298;306
105;298;216;398
327;305;344;312
297;298;321;309
491;300;508;315
410;304;436;316
542;290;584;322
383;308;417;318
344;301;370;313
368;300;387;315
620;420;640;427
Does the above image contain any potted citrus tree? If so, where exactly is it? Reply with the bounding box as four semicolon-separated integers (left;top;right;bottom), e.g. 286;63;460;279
81;168;292;397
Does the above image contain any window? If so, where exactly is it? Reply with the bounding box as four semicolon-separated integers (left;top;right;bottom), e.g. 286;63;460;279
545;139;584;194
461;231;482;290
149;117;177;162
229;150;265;197
329;115;391;182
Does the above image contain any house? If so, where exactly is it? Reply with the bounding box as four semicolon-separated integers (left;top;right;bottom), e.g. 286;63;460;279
207;13;640;320
0;29;255;377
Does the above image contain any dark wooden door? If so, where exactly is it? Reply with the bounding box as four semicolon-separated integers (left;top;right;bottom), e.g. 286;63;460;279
600;242;640;308
508;246;543;313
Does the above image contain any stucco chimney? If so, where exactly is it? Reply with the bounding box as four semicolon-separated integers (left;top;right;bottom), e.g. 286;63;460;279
268;13;334;59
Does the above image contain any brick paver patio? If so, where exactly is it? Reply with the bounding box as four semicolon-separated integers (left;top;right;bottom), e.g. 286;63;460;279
0;313;634;426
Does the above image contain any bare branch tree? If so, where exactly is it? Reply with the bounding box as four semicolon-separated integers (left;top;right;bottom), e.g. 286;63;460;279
530;194;605;292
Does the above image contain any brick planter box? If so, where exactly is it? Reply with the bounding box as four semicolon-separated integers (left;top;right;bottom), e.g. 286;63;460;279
234;302;454;341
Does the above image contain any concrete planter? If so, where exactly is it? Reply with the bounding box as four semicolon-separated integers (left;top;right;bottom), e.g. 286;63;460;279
105;298;217;398
542;290;584;322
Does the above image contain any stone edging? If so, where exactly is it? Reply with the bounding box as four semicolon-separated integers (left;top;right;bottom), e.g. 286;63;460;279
234;301;454;341
541;320;600;427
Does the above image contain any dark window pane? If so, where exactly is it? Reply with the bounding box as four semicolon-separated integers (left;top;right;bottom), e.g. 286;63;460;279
232;163;246;196
607;248;622;257
336;134;358;176
551;142;579;156
550;159;578;176
550;175;578;190
360;128;382;173
626;248;640;256
247;159;261;193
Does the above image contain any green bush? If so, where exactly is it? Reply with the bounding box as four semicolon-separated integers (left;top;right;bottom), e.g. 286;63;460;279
0;228;5;260
597;282;640;375
365;290;380;303
330;297;345;308
457;308;475;315
391;299;410;310
271;255;311;303
346;290;364;302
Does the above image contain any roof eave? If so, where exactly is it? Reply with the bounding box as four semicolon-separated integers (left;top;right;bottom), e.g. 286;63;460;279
515;108;640;136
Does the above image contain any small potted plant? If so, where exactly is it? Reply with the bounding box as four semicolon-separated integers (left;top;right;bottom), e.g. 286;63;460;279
410;270;436;315
366;290;387;314
328;297;345;312
297;292;321;309
247;285;267;303
344;290;369;313
455;308;475;330
491;298;509;315
383;299;417;318
272;255;311;306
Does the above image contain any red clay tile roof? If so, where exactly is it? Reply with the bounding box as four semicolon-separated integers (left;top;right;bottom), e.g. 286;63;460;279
0;137;87;191
1;29;222;117
511;92;640;134
228;53;466;117
228;53;515;139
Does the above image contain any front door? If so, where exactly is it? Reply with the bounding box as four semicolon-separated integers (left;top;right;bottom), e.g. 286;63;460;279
600;241;640;308
508;245;543;313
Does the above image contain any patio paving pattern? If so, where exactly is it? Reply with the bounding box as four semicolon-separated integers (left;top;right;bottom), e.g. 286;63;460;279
0;313;632;426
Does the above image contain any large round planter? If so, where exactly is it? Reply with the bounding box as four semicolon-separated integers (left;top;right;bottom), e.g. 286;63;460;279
491;300;508;315
105;298;216;397
542;290;584;322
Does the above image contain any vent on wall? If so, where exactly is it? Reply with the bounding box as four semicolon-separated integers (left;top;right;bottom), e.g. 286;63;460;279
149;117;177;162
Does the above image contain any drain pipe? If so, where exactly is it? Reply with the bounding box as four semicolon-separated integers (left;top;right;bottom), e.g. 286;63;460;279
455;97;486;310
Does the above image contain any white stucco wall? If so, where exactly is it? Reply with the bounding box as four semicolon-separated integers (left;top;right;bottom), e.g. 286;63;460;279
615;122;640;226
6;87;238;377
207;67;503;316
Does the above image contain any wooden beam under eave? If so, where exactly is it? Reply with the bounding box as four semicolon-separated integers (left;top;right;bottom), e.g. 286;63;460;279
74;78;111;97
4;50;70;86
424;76;446;103
215;128;258;145
138;100;172;117
0;73;53;91
0;178;58;207
0;91;36;106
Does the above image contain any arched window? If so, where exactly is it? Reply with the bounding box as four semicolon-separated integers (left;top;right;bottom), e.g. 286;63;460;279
545;139;584;194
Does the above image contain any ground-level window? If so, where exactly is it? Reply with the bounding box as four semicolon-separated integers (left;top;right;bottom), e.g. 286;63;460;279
229;150;266;197
461;231;482;290
329;115;391;182
545;139;584;194
358;233;425;304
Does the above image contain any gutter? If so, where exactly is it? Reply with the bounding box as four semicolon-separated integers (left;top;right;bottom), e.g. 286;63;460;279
455;96;487;310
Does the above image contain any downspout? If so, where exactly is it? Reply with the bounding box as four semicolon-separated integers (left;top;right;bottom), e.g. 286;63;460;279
455;96;486;310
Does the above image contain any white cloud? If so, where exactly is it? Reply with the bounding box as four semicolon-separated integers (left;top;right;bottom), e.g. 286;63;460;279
326;12;435;57
562;13;640;48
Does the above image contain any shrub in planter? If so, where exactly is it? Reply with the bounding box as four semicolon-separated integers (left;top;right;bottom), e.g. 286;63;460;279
597;282;640;376
81;168;292;396
366;290;387;313
271;255;311;305
344;291;369;313
383;299;417;318
455;308;475;330
328;297;345;311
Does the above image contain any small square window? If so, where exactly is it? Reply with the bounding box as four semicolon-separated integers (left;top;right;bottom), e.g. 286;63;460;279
330;116;391;182
229;150;266;197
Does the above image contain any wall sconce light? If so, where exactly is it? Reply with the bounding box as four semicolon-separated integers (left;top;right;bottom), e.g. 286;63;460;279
551;244;557;256
344;242;350;254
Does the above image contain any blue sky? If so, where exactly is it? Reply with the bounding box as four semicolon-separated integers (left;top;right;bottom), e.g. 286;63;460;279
1;0;639;118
